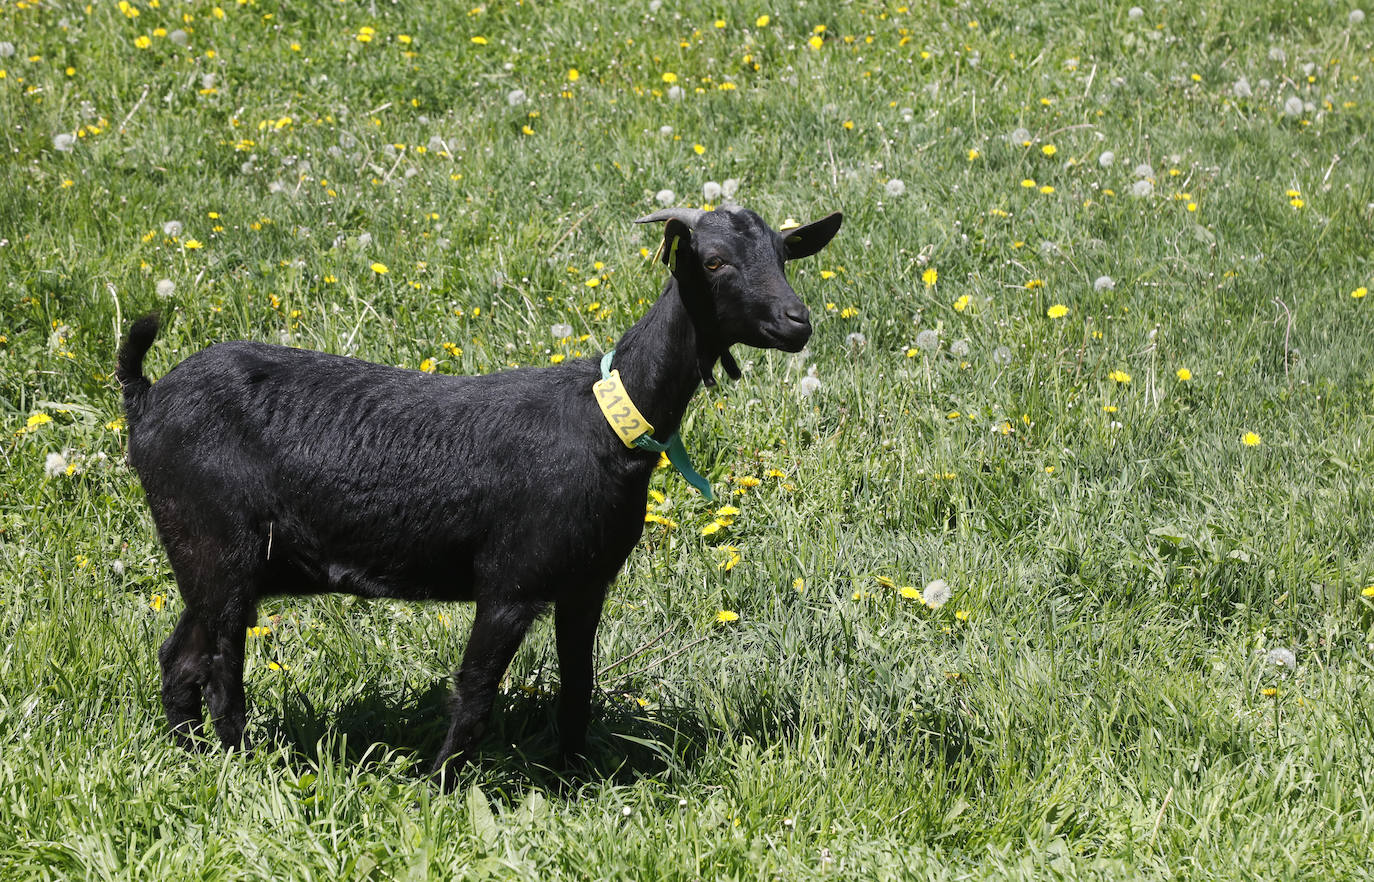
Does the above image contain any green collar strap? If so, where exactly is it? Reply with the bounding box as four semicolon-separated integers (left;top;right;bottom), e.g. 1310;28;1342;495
596;350;713;500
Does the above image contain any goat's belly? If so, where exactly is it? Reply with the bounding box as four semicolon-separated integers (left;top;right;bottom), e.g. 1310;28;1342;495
263;548;477;602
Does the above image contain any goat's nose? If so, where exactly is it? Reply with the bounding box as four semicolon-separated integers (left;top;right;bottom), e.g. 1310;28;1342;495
785;304;810;324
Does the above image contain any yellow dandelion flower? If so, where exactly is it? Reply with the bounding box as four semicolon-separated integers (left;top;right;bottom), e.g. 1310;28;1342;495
715;609;740;623
953;294;970;312
808;35;824;49
1352;287;1368;299
1176;368;1192;381
899;586;920;600
922;267;938;287
419;358;437;373
150;593;167;611
1109;369;1131;384
567;68;580;82
701;521;723;536
26;413;53;428
954;609;970;621
967;148;980;160
1046;303;1069;319
1242;431;1261;447
470;35;488;45
693;143;706;155
134;35;152;49
370;262;388;274
793;577;805;592
1041;144;1056;156
1361;585;1374;597
1021;178;1036;188
755;14;770;27
661;72;677;83
183;239;203;250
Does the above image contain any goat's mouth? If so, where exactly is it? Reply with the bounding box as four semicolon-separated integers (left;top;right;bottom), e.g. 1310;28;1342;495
761;319;812;352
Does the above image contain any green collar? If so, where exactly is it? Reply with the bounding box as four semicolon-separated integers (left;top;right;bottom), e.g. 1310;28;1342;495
598;350;713;500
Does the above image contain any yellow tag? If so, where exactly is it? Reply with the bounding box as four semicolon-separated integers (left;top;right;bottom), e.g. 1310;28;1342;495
593;369;654;448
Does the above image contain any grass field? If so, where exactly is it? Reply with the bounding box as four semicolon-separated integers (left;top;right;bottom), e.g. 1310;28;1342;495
4;0;1374;877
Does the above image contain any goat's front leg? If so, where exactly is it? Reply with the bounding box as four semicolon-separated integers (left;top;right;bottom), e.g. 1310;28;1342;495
555;594;606;762
433;600;542;779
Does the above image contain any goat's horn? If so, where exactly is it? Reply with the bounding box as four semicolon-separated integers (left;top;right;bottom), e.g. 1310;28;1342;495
634;208;707;227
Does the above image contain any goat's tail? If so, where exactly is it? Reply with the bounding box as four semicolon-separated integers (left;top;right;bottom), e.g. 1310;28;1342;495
117;314;160;421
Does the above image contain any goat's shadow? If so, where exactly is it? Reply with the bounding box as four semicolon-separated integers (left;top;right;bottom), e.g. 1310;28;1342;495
258;676;982;806
260;677;715;798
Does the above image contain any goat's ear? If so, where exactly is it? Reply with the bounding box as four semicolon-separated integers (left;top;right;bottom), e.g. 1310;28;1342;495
783;212;843;260
661;218;695;274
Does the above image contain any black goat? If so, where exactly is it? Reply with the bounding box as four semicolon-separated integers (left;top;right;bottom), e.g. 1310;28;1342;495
117;205;842;773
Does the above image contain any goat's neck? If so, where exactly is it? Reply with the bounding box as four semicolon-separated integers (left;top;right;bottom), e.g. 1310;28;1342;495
610;278;714;441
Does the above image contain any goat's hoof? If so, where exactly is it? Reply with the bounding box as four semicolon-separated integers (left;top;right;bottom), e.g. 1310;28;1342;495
430;752;471;790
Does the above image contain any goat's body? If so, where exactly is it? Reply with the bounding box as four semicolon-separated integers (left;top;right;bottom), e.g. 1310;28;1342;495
131;342;652;606
119;205;839;773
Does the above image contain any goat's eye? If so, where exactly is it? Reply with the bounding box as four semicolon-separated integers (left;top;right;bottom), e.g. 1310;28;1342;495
703;257;724;271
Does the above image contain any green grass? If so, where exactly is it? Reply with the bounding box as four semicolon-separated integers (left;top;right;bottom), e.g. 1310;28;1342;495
4;0;1374;877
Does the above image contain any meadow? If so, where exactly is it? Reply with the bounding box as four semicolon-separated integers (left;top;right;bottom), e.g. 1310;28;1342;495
3;0;1374;877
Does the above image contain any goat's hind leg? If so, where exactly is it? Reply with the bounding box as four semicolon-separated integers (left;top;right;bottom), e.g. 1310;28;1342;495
161;534;259;752
159;608;211;748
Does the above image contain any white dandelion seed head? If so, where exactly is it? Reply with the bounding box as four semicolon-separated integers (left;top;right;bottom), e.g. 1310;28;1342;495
922;579;952;608
44;451;69;478
162;220;183;237
338;131;358;150
667;85;684;101
240;160;255;175
950;339;970;358
1283;95;1305;117
1098;150;1115;168
1128;6;1144;19
1351;9;1367;24
1268;47;1287;63
1133;163;1154;179
721;178;740;198
992;345;1013;365
506;88;527;107
658;125;674;136
1232;77;1252;98
427;134;447;153
703;181;723;202
0;42;15;58
1094;275;1116;291
169;29;189;47
551;322;573;339
1267;647;1297;669
1258;78;1272;91
201;73;216;90
1131;179;1154;197
156;279;175;298
1009;127;1031;144
799;366;821;397
885;178;906;197
915;329;940;352
846;332;867;348
52;132;76;152
655;189;676;206
382;144;398;160
111;559;126;576
649;0;662;12
268;180;287;194
900;106;914;122
621;806;633;817
357;231;373;248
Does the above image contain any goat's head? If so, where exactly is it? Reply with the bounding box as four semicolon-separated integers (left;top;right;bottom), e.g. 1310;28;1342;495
635;206;842;375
